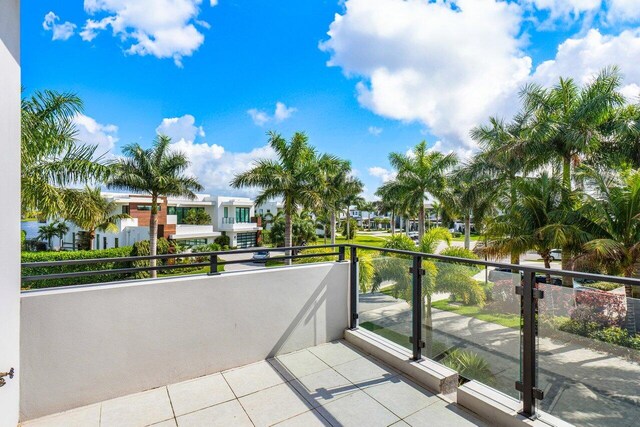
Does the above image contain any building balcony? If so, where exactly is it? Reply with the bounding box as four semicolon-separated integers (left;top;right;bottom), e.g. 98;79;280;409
18;245;640;426
219;217;261;232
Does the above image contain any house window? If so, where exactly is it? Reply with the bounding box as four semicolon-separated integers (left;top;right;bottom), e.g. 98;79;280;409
96;234;100;250
168;206;205;224
137;205;160;211
114;238;119;248
122;205;130;215
236;207;250;223
223;207;229;218
103;237;107;249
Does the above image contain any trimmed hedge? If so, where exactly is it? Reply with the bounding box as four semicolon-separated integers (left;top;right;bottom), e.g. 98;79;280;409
22;246;134;289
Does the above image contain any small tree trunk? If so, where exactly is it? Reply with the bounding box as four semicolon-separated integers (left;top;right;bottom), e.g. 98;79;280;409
391;210;395;235
346;209;351;241
284;209;292;266
88;231;95;252
419;203;425;240
149;196;159;278
331;211;336;245
464;212;471;250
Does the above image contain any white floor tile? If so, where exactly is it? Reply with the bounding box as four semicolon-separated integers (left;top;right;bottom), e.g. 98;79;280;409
239;383;313;427
308;340;364;367
316;390;400;427
272;349;331;378
360;375;438;418
167;373;235;416
101;387;174;427
223;360;289;397
273;409;332;426
290;368;359;407
404;400;487;427
176;400;253;427
333;355;398;385
20;404;100;427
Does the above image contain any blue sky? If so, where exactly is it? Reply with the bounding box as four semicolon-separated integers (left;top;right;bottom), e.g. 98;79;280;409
23;0;640;199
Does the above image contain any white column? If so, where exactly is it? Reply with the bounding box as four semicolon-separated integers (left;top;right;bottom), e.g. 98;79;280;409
0;1;21;425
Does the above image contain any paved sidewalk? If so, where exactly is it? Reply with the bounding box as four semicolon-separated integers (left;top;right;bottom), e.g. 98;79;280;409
360;294;640;427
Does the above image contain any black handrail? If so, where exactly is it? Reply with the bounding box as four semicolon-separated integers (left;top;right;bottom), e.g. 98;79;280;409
19;242;640;420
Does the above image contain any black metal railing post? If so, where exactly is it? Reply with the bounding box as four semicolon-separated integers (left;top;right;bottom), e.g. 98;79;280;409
208;254;220;276
518;270;542;418
349;246;359;329
338;245;346;262
410;254;424;361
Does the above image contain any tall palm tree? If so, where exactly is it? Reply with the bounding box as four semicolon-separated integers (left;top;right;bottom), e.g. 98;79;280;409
522;67;625;268
387;141;458;240
317;159;352;245
375;185;402;235
68;188;131;250
580;167;640;332
341;178;365;242
21;89;111;218
108;135;203;277
232;132;327;264
37;221;68;250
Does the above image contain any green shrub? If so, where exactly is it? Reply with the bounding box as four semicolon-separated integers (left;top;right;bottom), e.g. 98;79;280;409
581;281;623;292
440;246;479;260
442;349;495;386
383;234;416;253
21;246;134;289
452;231;462;238
215;234;231;247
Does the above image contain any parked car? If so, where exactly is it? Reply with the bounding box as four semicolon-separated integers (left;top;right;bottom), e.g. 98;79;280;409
549;249;562;261
488;267;563;286
252;250;270;263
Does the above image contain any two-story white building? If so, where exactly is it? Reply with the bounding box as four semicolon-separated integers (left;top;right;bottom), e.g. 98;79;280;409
52;192;262;250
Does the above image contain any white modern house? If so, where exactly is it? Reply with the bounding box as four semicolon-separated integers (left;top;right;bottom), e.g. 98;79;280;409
52;192;262;250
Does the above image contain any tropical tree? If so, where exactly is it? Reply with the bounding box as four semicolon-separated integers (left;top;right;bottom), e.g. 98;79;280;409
522;67;625;268
68;187;131;250
269;210;317;247
387;141;458;240
36;221;68;250
232;132;333;264
318;159;352;244
183;209;211;225
375;185;402;235
419;227;452;254
21;89;110;218
108;135;203;277
341;178;365;242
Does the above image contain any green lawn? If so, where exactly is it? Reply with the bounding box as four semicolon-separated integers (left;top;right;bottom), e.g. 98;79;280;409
451;235;481;242
432;300;520;329
360;321;411;349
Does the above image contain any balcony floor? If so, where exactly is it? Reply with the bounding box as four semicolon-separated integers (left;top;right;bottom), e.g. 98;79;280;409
21;340;487;427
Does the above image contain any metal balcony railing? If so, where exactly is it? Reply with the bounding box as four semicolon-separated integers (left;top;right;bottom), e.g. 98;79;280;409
20;244;640;423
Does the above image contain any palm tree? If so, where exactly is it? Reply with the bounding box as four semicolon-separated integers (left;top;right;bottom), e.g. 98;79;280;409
37;221;67;250
470;113;532;264
21;89;111;218
419;227;452;254
522;67;625;268
232;132;326;264
341;178;365;242
387;141;458;240
68;188;131;250
108;135;203;277
317;159;352;245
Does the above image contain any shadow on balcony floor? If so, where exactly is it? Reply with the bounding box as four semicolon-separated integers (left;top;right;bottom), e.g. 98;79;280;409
21;340;487;427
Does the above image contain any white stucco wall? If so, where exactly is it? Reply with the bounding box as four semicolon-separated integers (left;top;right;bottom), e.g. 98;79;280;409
20;262;349;420
0;1;21;426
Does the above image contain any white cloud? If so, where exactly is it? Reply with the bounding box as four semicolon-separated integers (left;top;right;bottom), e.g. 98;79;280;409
321;0;531;153
525;0;640;24
247;102;297;126
532;28;640;96
43;11;76;41
79;0;218;66
368;166;396;183
152;115;276;196
156;114;205;143
73;113;118;157
247;109;270;126
368;126;383;136
274;102;297;122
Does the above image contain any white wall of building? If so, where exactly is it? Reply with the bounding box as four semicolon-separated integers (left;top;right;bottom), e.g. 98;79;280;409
0;2;21;425
20;263;349;420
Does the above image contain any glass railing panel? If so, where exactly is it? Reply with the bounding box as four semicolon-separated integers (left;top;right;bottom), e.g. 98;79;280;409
536;273;640;426
358;251;413;351
429;258;522;399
